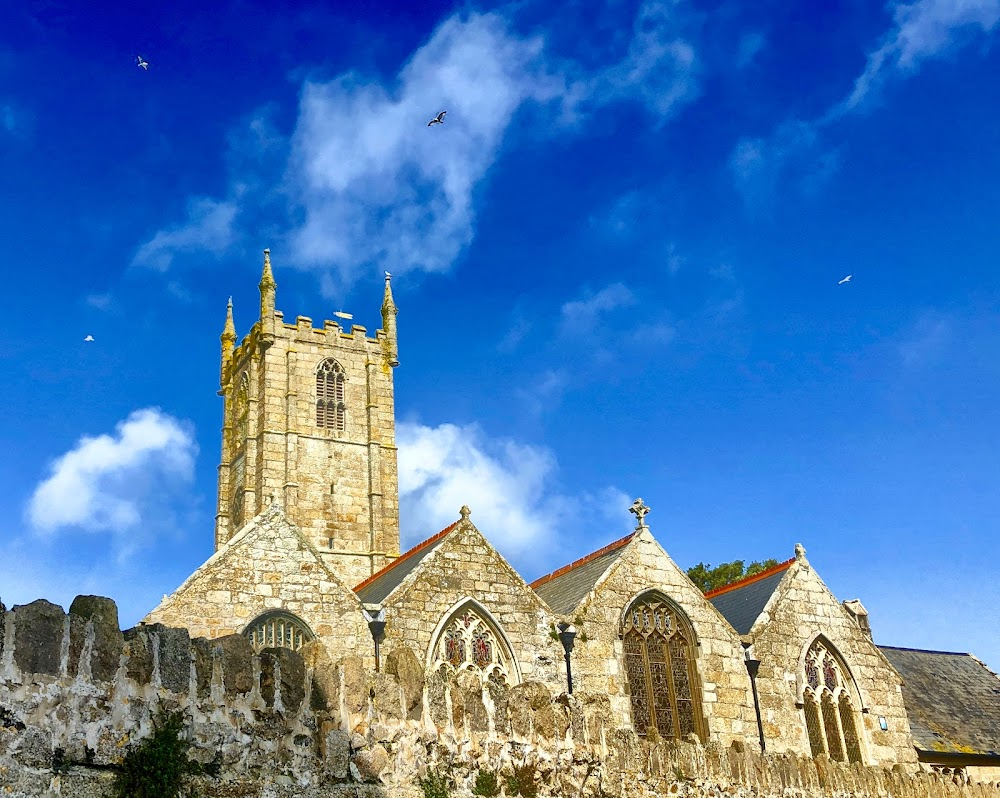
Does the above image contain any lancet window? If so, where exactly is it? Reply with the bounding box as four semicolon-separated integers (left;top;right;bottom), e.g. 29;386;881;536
621;593;705;741
430;604;514;686
316;359;346;432
234;372;249;447
244;611;315;653
802;638;864;763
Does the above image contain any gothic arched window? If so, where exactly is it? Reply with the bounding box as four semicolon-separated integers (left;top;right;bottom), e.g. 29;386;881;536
621;594;705;741
234;372;249;446
244;610;315;653
430;603;515;686
316;359;346;432
802;638;864;763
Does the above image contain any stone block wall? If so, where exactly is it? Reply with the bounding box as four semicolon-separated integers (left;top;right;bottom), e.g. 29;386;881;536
746;557;916;765
570;530;759;747
1;595;999;798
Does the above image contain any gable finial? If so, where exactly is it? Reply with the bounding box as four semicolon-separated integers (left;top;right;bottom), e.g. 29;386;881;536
459;505;471;522
795;542;809;570
629;498;650;530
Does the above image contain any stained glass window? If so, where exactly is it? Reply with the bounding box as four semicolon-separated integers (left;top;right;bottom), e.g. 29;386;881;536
430;603;514;685
801;638;864;763
621;595;704;741
316;359;346;431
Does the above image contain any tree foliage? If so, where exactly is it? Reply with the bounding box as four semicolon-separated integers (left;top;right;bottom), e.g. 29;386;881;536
686;559;780;594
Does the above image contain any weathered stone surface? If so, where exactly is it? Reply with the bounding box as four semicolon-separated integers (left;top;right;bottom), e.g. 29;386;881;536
323;727;351;779
426;667;448;730
65;613;87;679
69;595;123;682
215;633;254;696
155;623;192;692
353;742;389;782
260;646;305;713
301;640;336;712
385;644;424;720
13;599;64;676
509;681;553;739
123;626;154;684
340;655;368;715
191;636;213;698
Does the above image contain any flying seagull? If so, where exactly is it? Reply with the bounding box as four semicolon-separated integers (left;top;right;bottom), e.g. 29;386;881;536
427;110;447;126
838;275;852;285
137;55;149;70
84;335;94;342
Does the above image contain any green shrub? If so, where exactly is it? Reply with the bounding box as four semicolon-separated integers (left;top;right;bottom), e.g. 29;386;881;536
419;767;451;798
110;709;202;798
505;762;538;798
472;769;500;796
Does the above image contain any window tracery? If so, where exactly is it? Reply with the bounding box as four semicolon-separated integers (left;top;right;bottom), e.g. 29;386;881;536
316;359;346;431
801;638;864;763
244;611;315;653
430;605;514;685
621;594;705;741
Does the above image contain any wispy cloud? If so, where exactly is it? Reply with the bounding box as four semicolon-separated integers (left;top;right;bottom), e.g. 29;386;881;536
560;282;636;336
397;420;629;569
731;0;999;205
132;197;237;271
898;310;953;367
844;0;1000;111
135;1;702;292
736;31;766;69
27;409;198;556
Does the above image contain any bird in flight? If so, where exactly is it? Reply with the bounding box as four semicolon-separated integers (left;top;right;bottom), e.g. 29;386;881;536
84;335;94;342
333;311;353;320
838;275;852;285
137;55;149;70
427;110;447;126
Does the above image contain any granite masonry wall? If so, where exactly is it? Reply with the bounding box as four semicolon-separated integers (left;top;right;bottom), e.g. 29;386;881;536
1;596;998;798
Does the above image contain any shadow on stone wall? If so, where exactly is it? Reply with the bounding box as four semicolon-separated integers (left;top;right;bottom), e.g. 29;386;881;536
0;596;998;798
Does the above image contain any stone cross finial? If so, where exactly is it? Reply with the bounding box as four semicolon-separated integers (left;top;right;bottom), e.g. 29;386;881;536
460;505;471;521
629;498;650;529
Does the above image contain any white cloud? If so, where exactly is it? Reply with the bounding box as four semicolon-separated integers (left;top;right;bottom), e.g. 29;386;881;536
560;282;636;336
132;197;237;271
898;311;953;366
846;0;1000;110
397;421;629;568
27;408;197;539
133;3;702;291
286;12;562;288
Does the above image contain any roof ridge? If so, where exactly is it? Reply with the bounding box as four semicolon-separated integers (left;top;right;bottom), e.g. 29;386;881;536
529;532;636;590
704;557;795;598
878;644;976;657
353;520;459;593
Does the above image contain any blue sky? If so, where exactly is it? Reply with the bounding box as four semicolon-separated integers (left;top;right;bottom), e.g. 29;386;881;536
2;0;999;669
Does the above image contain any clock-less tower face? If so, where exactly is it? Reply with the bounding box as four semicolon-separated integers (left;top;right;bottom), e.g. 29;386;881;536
215;253;400;587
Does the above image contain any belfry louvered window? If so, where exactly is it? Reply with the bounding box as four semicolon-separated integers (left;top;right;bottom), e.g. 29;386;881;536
802;637;864;763
244;611;315;653
316;359;346;431
621;594;705;741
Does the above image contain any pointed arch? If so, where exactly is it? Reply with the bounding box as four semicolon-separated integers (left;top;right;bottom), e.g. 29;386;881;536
619;590;706;741
800;635;865;763
235;371;250;444
316;358;346;431
427;598;520;686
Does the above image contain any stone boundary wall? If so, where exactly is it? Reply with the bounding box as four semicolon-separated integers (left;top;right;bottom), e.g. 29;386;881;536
1;596;998;798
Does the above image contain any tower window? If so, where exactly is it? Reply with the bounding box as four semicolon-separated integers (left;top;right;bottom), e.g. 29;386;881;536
234;372;249;446
316;359;346;432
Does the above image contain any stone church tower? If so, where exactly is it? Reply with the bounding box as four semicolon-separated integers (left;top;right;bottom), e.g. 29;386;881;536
215;250;400;586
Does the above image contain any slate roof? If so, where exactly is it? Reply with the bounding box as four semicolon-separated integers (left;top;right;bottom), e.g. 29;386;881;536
879;646;1000;758
705;559;795;635
530;533;635;614
353;521;458;605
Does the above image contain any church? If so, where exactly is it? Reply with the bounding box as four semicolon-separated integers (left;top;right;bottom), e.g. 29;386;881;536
144;251;1000;784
